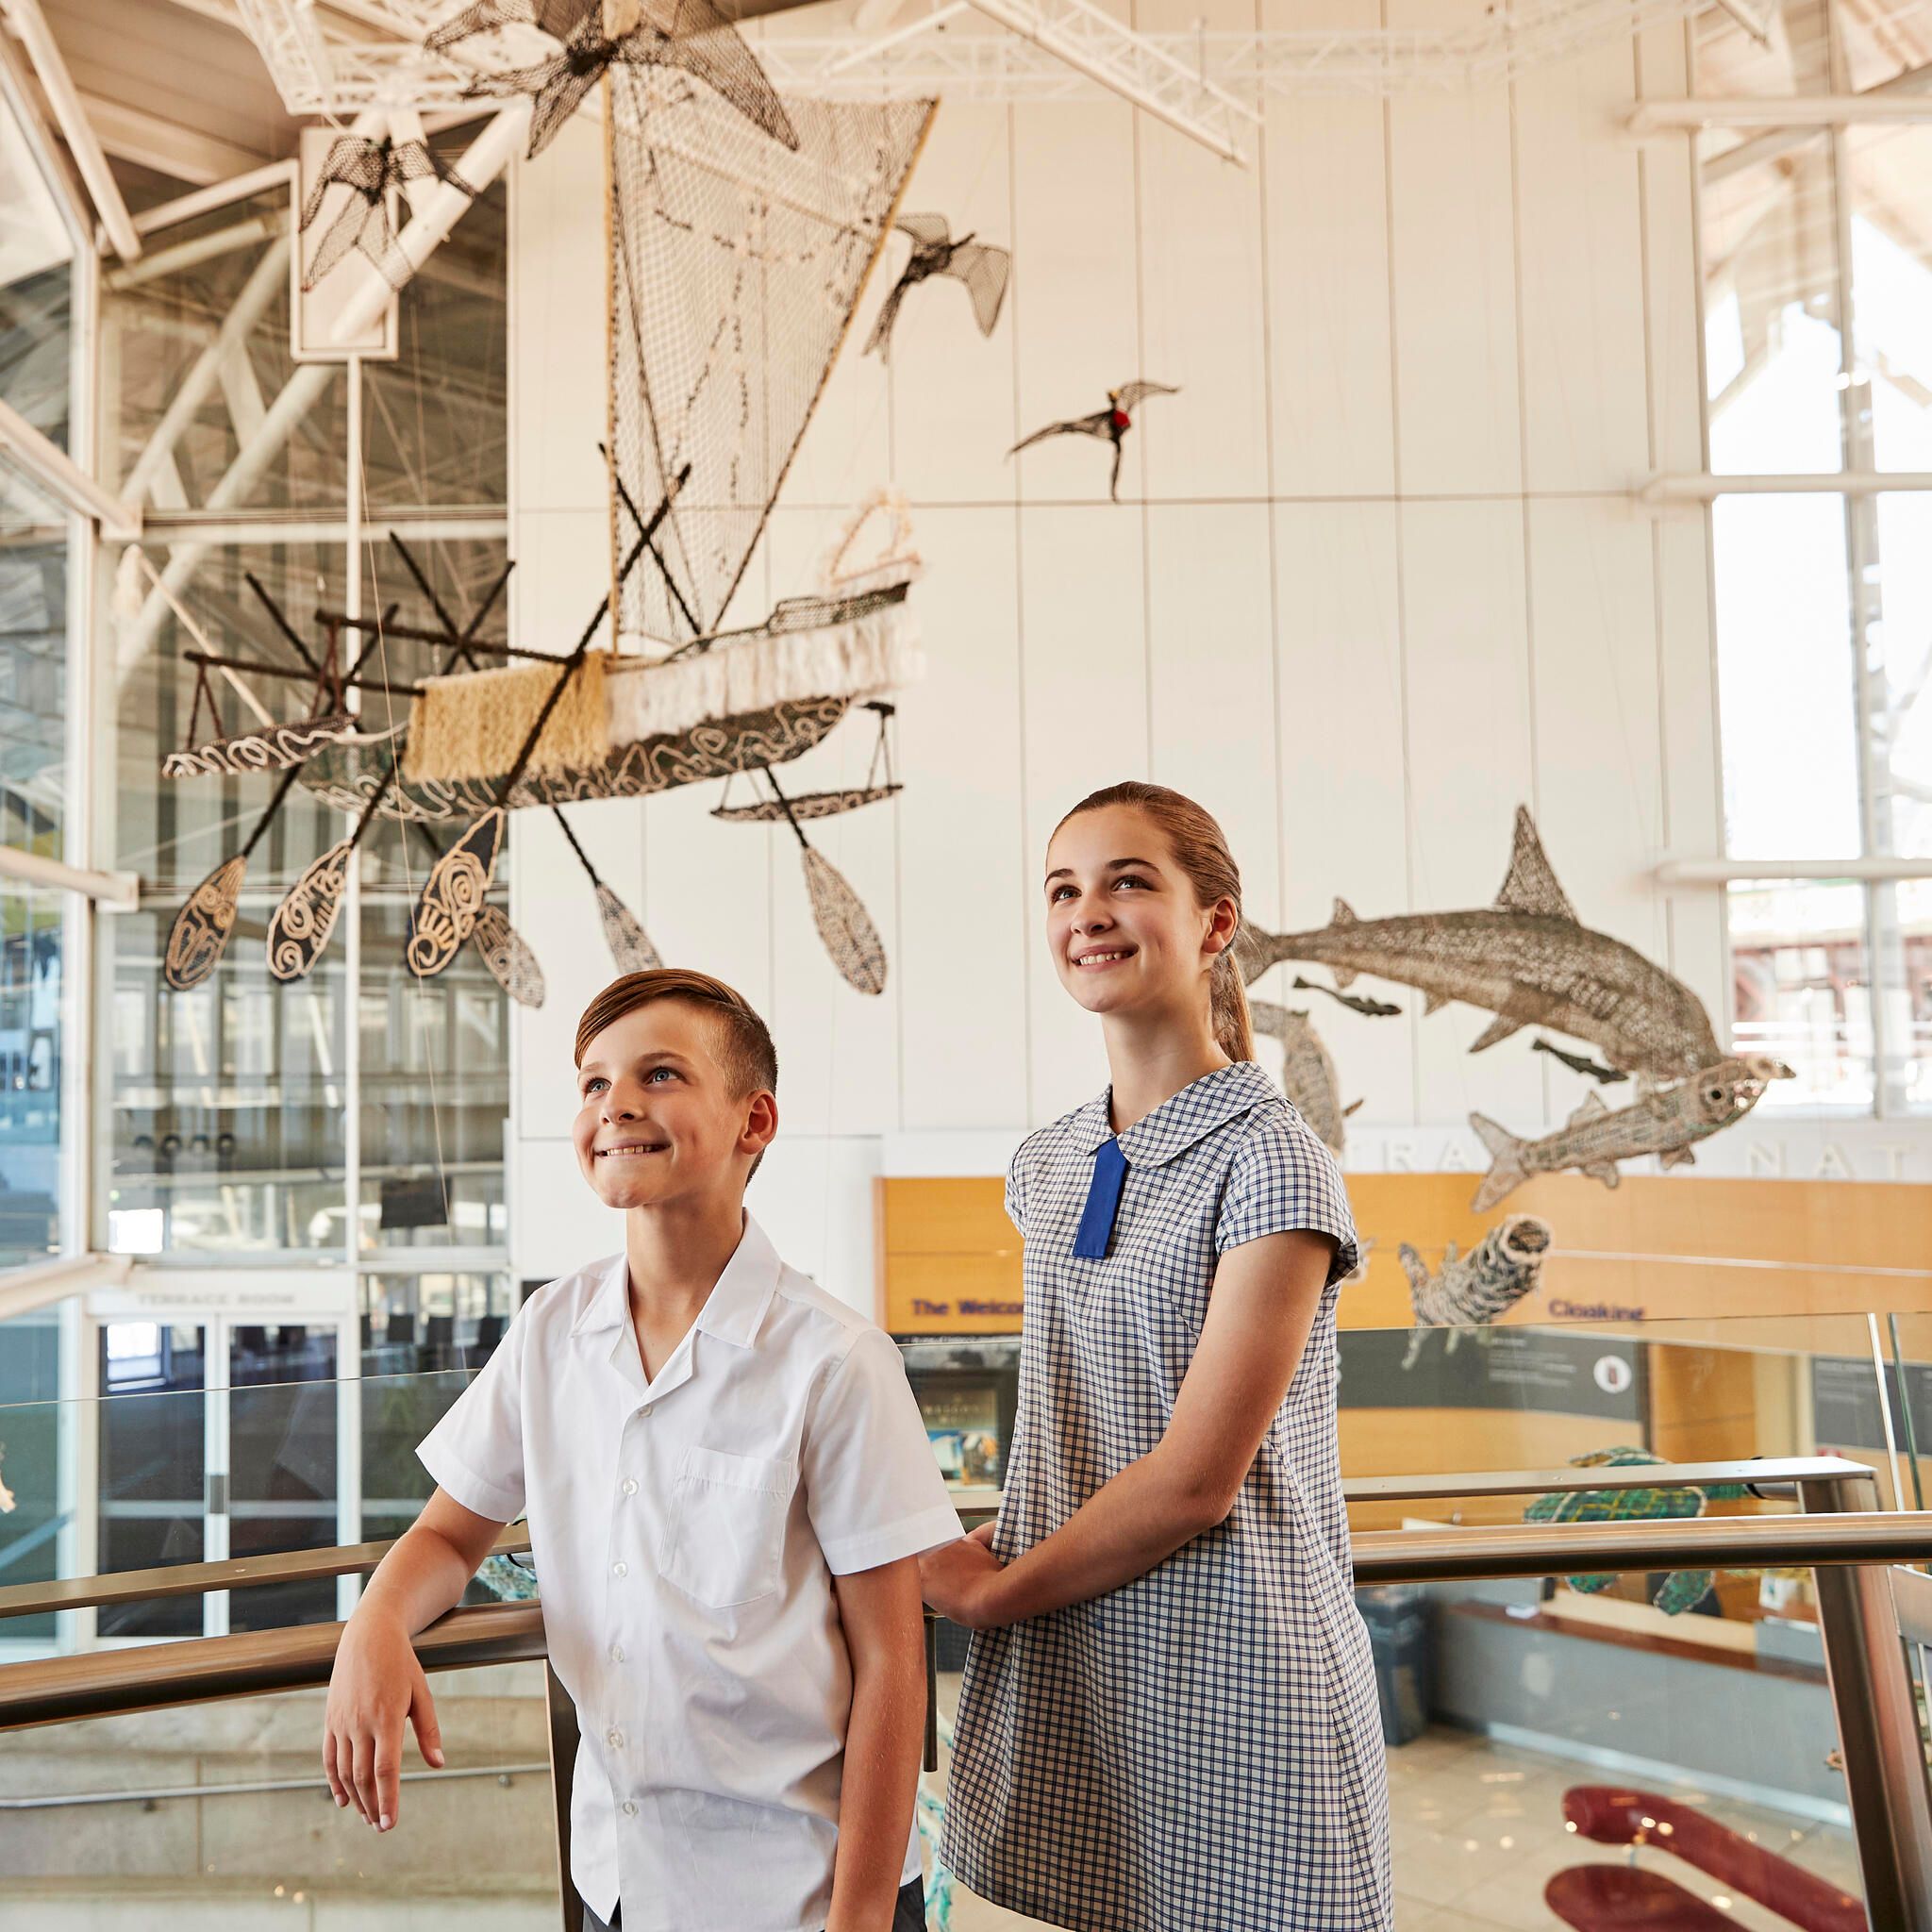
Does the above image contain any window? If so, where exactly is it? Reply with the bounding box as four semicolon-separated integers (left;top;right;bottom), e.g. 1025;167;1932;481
1698;0;1932;1114
99;150;512;1257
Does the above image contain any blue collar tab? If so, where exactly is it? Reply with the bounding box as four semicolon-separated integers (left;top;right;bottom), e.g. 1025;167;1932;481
1072;1136;1128;1260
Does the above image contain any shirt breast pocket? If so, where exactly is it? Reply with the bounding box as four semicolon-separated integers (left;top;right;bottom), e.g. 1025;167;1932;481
659;1445;794;1609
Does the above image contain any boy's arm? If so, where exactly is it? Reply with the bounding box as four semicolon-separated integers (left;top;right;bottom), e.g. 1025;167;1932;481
824;1555;927;1932
324;1487;506;1833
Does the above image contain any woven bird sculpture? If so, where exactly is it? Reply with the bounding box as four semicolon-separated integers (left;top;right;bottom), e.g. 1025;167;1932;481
427;0;796;158
864;214;1010;360
300;134;475;291
1008;380;1177;501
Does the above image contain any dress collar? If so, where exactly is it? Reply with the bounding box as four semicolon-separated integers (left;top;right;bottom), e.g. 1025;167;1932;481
1070;1060;1274;1168
569;1212;784;1350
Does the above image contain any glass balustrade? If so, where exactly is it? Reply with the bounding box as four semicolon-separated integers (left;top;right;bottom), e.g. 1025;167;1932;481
0;1660;557;1929
0;1306;1920;1931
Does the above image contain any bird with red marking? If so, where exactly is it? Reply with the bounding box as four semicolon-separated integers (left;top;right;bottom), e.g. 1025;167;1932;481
1008;380;1178;501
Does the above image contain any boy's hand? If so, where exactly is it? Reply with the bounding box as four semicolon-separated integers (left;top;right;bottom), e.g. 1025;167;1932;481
324;1608;445;1831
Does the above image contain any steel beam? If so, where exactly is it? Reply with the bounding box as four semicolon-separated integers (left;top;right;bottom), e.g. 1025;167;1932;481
122;106;526;666
0;397;140;538
1634;92;1932;130
0;842;138;905
2;0;142;259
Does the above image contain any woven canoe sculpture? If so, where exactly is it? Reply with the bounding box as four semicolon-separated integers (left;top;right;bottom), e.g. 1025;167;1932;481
298;694;852;822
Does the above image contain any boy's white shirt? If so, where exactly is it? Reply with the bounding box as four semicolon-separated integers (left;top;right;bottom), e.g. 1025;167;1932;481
417;1213;962;1932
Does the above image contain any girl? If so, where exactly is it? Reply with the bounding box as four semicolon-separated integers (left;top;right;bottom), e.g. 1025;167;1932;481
919;781;1392;1932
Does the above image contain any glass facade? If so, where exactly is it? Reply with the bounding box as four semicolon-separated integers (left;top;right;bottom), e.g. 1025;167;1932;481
1700;0;1932;1115
98;156;510;1262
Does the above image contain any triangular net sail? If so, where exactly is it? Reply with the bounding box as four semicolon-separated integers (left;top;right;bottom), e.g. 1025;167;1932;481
607;67;935;646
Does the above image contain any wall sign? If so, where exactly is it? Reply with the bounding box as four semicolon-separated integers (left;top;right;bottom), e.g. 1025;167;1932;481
1340;1327;1644;1423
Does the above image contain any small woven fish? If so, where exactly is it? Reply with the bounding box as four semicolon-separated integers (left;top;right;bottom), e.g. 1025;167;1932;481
802;845;887;995
165;855;248;992
470;904;547;1008
408;808;505;979
269;841;353;982
595;882;661;973
265;763;400;983
162;762;309;991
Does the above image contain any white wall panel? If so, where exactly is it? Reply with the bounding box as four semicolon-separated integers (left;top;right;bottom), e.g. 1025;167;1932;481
894;507;1031;1131
1525;495;1665;962
1638;19;1707;479
890;105;1019;508
498;14;1752;1231
753;512;905;1140
1656;512;1729;1021
1146;501;1279;923
1133;0;1267;502
1019;506;1148;1121
1270;501;1415;1128
509;117;607;517
1513;38;1650;491
1398;498;1543;1130
1385;0;1522;497
1259;0;1396;500
1009;100;1141;506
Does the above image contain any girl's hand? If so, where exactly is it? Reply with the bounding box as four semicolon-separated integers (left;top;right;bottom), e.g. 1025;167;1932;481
918;1530;1010;1630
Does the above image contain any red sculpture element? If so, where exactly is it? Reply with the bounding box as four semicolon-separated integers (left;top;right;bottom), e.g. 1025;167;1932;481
1544;1786;1863;1932
1547;1864;1752;1928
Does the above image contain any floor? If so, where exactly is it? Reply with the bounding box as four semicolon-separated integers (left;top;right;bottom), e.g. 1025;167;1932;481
929;1692;1866;1932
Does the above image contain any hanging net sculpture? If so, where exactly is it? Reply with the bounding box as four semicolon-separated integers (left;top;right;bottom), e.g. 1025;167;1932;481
606;65;935;649
426;0;797;160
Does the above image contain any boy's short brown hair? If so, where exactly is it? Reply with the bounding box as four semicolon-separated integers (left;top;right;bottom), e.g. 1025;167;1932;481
575;968;779;1105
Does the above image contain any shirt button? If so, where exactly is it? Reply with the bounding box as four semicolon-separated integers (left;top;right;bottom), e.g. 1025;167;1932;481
607;1728;624;1750
622;1800;638;1818
609;1642;625;1663
621;1478;638;1496
611;1560;627;1578
640;1405;653;1418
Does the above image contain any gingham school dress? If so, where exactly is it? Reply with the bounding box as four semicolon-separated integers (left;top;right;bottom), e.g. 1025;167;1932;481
941;1061;1394;1932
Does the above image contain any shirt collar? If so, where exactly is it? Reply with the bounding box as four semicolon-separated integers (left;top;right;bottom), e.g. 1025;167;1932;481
1072;1060;1274;1169
568;1213;783;1349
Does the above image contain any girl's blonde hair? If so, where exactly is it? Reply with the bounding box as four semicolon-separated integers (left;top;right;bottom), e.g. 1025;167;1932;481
1054;780;1255;1065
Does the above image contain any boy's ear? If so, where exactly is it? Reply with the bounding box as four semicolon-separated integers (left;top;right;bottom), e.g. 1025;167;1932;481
741;1090;779;1158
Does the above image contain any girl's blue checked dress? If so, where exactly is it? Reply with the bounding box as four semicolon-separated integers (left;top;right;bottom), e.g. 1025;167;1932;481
941;1061;1394;1932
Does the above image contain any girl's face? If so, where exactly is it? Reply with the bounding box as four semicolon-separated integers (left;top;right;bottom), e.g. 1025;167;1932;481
1042;805;1230;1024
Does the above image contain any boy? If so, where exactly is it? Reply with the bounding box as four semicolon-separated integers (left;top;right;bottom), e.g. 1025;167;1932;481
324;969;960;1932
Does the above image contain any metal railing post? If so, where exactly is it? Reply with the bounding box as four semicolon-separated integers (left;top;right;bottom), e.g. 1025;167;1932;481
1799;1474;1932;1932
545;1662;582;1932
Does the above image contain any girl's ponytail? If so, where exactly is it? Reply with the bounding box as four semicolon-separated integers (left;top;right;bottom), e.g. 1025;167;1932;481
1210;947;1255;1065
1057;778;1257;1066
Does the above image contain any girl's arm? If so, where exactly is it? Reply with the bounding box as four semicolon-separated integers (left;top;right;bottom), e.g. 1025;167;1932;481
824;1555;928;1932
918;1228;1330;1627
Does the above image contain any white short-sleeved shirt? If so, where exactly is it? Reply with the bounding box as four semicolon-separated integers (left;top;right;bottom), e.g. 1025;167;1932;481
418;1214;962;1932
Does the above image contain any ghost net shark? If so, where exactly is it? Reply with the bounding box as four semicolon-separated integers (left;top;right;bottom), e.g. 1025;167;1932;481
1238;806;1721;1084
1235;805;1798;1196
